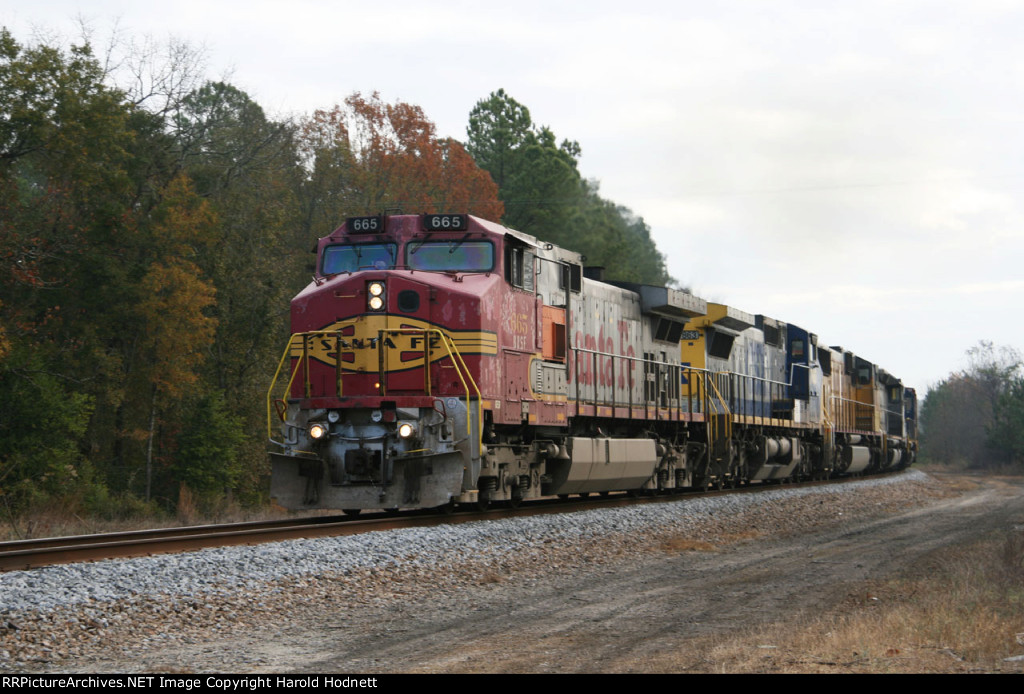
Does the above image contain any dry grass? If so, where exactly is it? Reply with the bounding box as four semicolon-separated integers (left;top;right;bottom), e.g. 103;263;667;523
659;530;763;554
661;537;718;553
720;529;764;544
0;505;152;541
478;570;505;585
932;476;984;493
641;528;1024;673
0;495;295;541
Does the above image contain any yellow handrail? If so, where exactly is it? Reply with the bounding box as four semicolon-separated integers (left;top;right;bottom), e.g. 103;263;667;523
703;371;732;444
266;324;357;441
266;326;483;452
266;330;344;441
378;328;483;449
267;332;303;440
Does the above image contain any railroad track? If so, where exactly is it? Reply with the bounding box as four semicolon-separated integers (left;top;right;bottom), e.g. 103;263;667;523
0;473;886;572
0;514;399;573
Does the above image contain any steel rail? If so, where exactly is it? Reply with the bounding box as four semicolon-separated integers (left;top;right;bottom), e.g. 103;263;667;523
0;471;902;573
0;514;389;573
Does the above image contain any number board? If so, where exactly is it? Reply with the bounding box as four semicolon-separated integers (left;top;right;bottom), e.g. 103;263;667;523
423;214;467;232
347;215;384;233
680;330;702;341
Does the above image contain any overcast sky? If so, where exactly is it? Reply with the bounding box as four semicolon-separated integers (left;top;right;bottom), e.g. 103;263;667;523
5;0;1023;394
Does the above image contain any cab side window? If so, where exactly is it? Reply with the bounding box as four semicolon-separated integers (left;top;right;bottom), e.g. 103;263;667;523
506;244;535;292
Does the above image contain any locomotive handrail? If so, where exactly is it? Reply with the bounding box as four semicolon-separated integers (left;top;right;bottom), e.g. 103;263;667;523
713;371;781;427
565;345;812;432
827;394;903;436
266;327;356;441
817;394;836;472
787;361;819;386
830;395;872;405
377;328;483;451
713;370;792;389
705;363;824;428
564;343;838;434
703;371;733;444
266;326;484;452
267;332;307;441
821;393;835;430
828;394;877;433
703;372;731;416
711;362;818;404
568;347;736;425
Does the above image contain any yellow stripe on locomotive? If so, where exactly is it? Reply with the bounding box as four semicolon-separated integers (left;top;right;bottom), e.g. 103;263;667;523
288;314;497;374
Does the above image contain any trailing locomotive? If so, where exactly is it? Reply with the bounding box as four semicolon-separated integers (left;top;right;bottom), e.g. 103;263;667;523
267;213;917;511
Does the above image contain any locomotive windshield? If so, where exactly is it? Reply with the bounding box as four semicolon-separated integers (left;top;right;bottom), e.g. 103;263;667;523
322;243;397;275
406;240;494;272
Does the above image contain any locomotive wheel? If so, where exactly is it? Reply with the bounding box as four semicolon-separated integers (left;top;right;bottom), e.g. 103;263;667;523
342;508;361;517
476;493;490;512
508;494;522;509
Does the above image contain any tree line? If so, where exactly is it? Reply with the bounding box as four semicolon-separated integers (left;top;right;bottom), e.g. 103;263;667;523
919;341;1024;469
0;28;673;519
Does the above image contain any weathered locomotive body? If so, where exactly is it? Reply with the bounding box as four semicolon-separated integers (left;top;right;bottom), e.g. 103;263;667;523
268;214;916;511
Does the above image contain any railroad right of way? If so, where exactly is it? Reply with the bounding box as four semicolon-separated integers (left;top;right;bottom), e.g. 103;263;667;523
1;470;944;672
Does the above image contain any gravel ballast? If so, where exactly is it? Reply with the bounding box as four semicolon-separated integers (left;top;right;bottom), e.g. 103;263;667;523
0;470;942;671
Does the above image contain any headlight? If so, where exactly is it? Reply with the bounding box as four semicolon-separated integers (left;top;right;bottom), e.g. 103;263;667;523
367;282;385;311
309;423;328;440
397;422;415;439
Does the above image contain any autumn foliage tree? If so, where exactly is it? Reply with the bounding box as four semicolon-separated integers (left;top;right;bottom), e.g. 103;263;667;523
170;80;303;504
299;92;503;231
132;174;219;498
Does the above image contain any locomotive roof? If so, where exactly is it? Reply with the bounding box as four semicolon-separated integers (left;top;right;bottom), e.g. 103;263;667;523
472;215;585;266
323;213;585;267
607;281;707;319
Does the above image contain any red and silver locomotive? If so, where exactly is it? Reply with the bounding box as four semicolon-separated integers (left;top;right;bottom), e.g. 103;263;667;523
268;213;916;511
